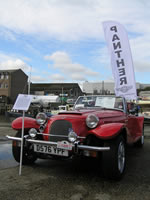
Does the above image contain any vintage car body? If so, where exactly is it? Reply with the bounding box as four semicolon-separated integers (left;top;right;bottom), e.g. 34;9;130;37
7;95;144;180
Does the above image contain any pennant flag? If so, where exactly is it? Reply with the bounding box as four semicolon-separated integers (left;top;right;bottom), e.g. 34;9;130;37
103;21;137;100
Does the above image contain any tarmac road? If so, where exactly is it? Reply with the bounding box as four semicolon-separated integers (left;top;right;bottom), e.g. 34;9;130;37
0;119;150;200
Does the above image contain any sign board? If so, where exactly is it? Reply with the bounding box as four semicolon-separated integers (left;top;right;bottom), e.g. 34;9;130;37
12;94;33;175
13;94;33;111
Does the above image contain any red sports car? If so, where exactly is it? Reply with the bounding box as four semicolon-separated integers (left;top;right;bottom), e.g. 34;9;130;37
7;95;144;180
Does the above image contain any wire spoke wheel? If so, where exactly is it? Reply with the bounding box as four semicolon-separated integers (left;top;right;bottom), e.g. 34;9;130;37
102;135;126;180
118;141;125;174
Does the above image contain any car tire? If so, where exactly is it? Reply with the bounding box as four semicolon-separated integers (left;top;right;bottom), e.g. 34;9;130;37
12;131;37;165
134;126;144;148
102;135;126;180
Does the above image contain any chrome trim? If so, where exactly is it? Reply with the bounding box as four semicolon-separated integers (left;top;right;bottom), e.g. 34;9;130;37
27;139;57;146
6;135;22;141
6;136;110;152
27;139;110;151
77;144;110;151
39;133;68;137
36;133;86;139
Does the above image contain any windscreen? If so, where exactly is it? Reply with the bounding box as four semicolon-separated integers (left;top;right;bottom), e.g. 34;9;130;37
74;96;124;110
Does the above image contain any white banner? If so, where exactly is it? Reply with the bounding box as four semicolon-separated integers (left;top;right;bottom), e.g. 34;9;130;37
103;21;137;100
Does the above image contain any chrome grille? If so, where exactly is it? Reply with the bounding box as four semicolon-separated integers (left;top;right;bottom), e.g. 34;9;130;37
49;120;72;142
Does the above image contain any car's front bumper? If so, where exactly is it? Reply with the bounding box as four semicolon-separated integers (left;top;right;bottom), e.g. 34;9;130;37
6;135;110;156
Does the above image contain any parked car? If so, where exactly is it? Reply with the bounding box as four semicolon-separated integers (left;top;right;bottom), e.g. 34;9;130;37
137;99;150;124
7;95;144;180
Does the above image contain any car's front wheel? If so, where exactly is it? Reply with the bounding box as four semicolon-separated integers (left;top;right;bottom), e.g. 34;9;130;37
102;135;126;180
12;131;37;165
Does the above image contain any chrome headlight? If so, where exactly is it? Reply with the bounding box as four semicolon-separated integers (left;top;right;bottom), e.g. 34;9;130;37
29;128;37;138
68;129;77;143
36;112;47;125
86;114;99;129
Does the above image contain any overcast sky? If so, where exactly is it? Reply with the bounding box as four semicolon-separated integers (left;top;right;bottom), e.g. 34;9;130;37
0;0;150;84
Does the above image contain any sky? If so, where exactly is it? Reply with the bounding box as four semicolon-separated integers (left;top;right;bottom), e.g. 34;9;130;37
0;0;150;86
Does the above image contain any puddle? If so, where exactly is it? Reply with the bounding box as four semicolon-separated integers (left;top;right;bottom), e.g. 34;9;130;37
0;142;18;169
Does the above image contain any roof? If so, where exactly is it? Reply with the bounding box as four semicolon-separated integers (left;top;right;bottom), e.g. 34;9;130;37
31;83;79;86
30;83;82;90
0;69;28;77
0;69;17;73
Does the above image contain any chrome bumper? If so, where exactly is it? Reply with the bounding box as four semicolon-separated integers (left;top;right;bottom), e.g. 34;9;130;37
6;135;110;152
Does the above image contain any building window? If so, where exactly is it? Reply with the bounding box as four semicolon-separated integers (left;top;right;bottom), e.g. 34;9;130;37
0;83;8;89
93;89;98;95
0;73;8;79
4;83;8;88
0;83;3;88
0;74;4;79
4;74;9;79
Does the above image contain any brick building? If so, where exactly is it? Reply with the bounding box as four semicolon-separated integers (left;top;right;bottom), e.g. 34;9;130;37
0;69;28;103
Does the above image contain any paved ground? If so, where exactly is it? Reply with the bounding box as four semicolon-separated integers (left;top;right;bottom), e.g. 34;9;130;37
0;139;150;200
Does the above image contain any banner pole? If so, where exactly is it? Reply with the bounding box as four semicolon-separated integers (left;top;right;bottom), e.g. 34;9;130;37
19;110;25;176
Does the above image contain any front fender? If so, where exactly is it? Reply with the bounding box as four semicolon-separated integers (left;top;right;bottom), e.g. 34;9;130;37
88;123;125;139
12;117;40;130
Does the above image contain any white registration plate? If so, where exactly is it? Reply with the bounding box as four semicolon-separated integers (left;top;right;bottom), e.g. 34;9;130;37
34;144;69;157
